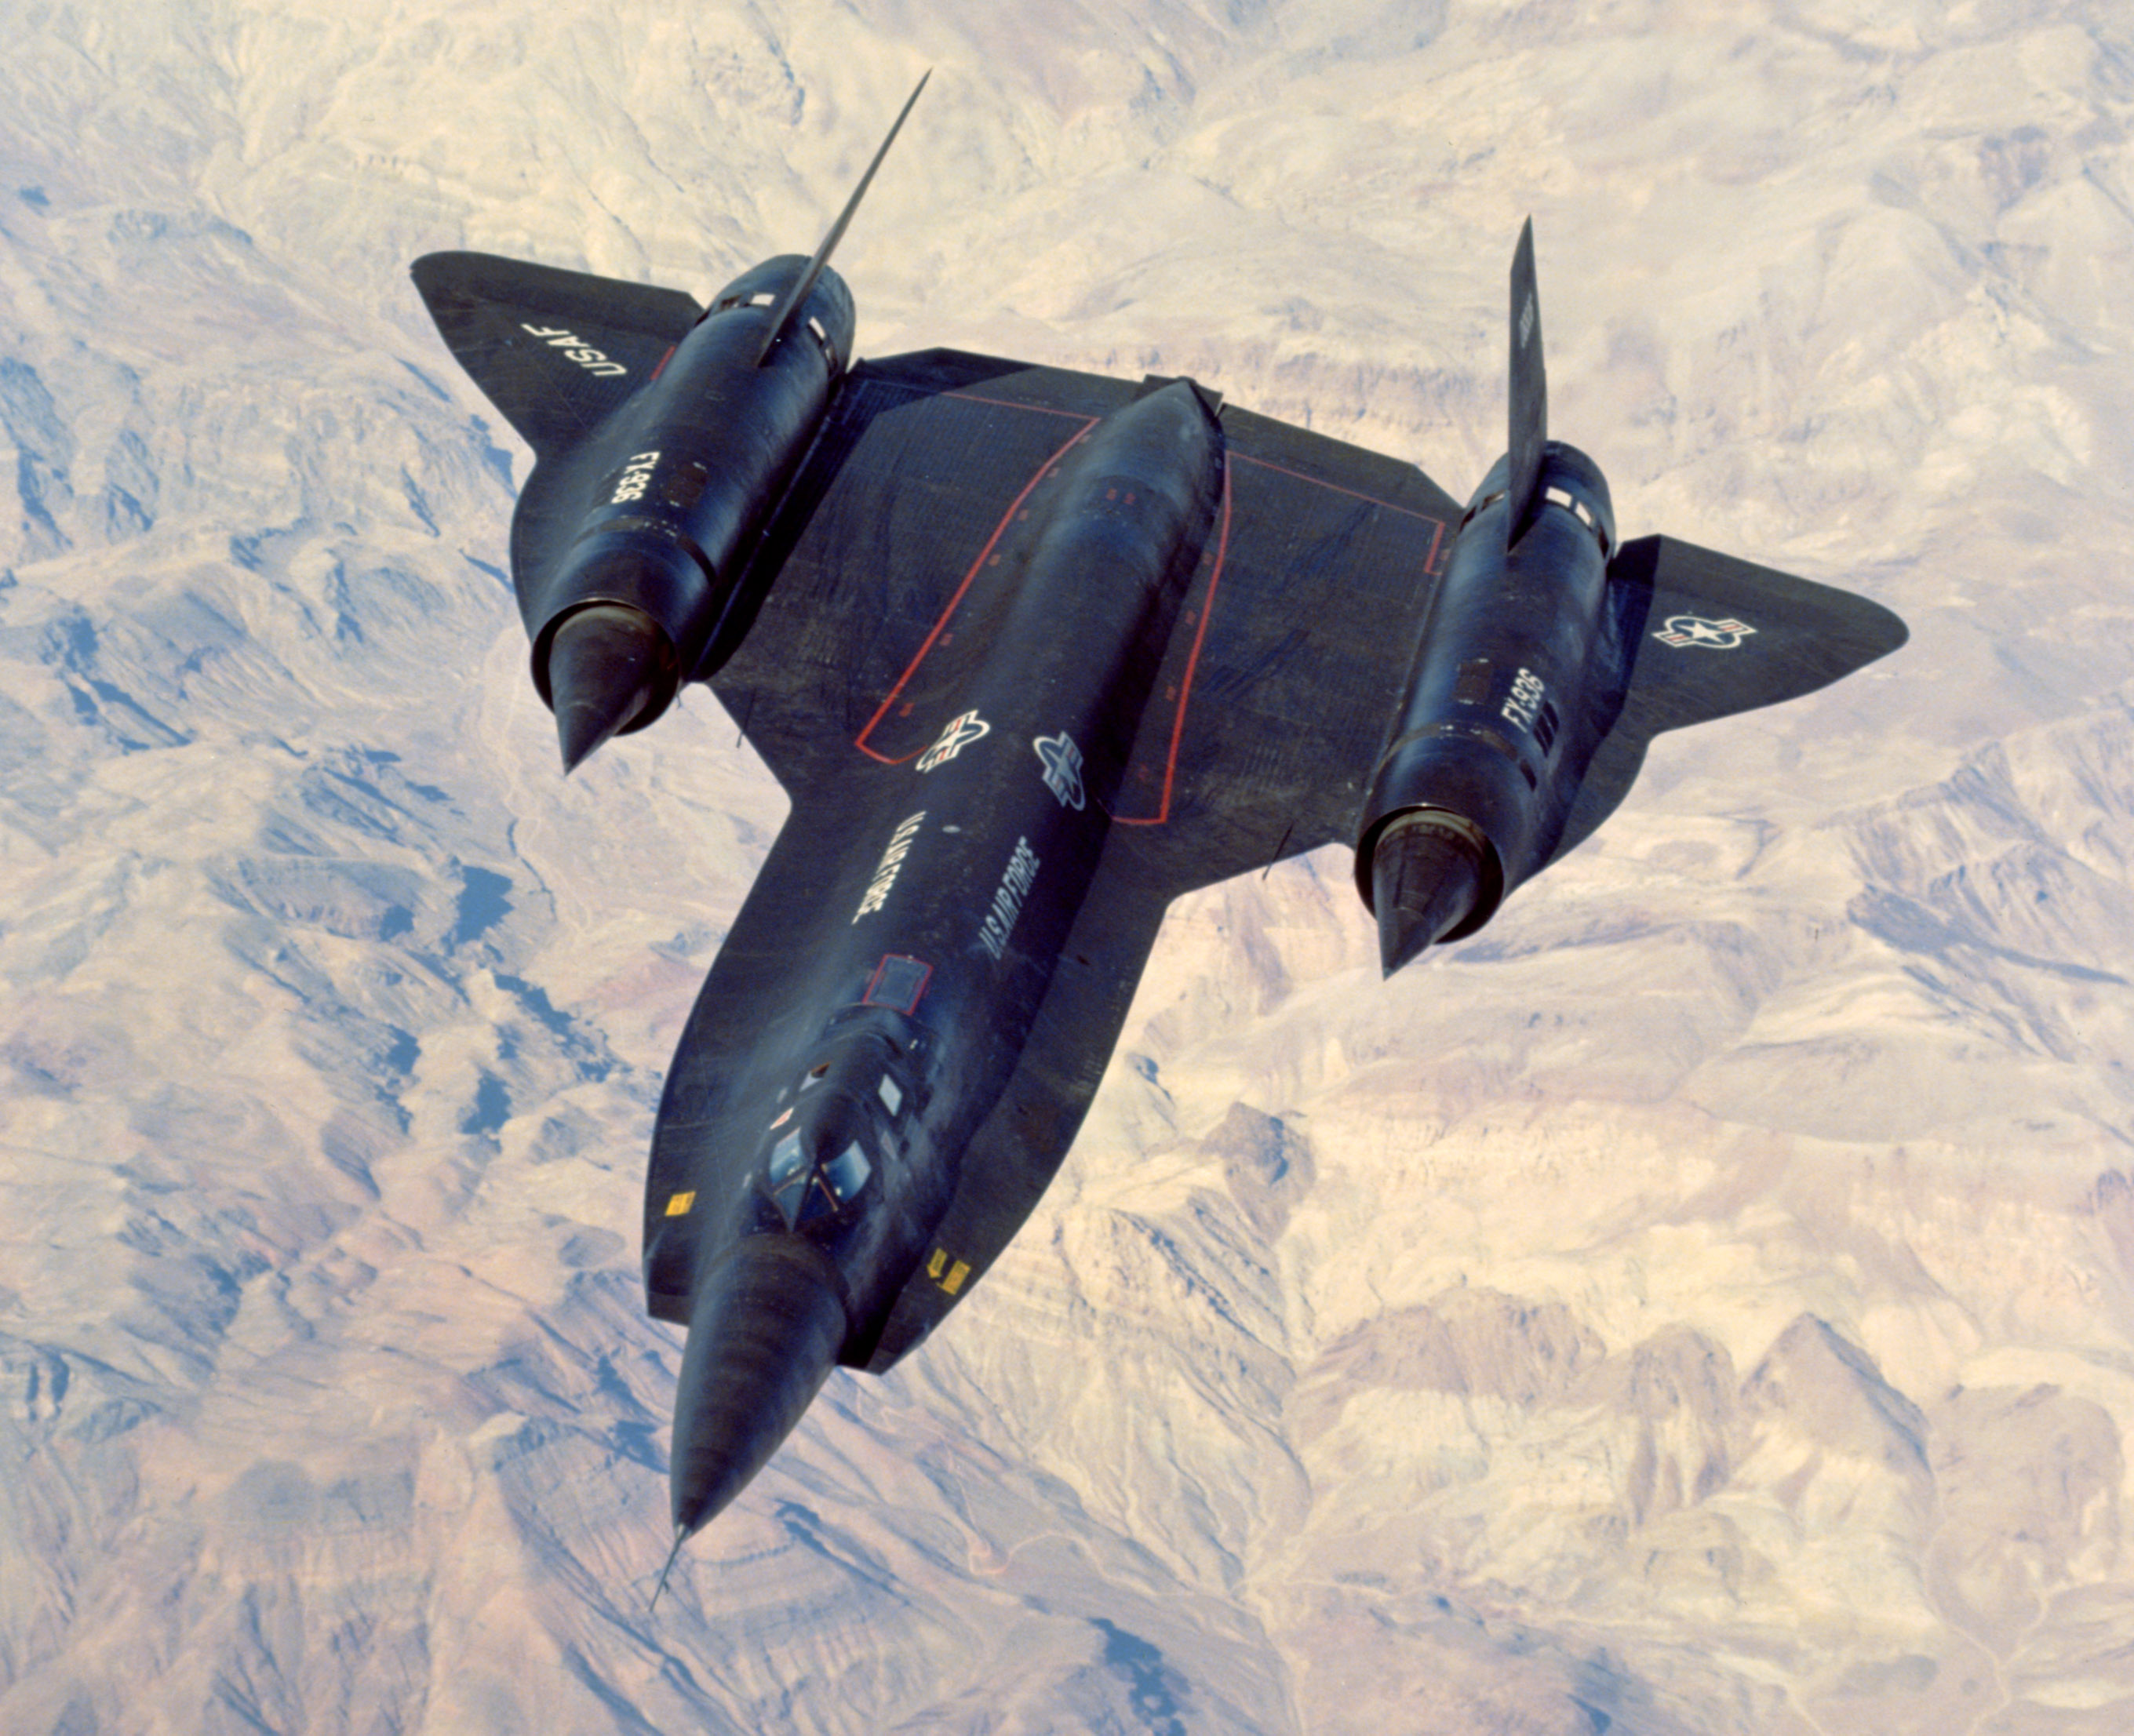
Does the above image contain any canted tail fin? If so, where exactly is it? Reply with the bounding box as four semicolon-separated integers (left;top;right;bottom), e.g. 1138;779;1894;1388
1506;217;1548;545
752;71;930;366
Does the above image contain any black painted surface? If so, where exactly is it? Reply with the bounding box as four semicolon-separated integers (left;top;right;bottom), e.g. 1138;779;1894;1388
410;233;1907;1534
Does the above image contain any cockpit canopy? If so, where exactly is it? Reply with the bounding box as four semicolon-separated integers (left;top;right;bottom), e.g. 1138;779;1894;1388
756;1006;926;1230
764;1122;872;1227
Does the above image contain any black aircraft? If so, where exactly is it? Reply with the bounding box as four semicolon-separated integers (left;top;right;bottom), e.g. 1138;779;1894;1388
410;80;1904;1575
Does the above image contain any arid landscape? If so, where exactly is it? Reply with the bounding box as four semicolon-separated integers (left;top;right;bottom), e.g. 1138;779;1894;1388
5;3;2134;1731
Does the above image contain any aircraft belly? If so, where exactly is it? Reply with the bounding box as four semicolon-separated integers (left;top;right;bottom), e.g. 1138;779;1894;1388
865;827;1177;1370
647;383;1227;1346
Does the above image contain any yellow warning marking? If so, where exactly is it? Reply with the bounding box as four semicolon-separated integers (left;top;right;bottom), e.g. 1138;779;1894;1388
926;1248;947;1280
664;1192;696;1217
942;1261;970;1296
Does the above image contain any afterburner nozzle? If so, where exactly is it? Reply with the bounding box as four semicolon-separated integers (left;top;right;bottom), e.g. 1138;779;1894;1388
545;603;678;774
668;1236;849;1538
1370;810;1488;977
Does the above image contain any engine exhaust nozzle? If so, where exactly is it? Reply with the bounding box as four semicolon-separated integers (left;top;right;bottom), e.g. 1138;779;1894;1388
1369;809;1488;977
545;602;679;774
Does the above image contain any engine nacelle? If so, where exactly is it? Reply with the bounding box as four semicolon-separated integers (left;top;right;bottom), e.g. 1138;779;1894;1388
1354;441;1616;972
523;256;855;765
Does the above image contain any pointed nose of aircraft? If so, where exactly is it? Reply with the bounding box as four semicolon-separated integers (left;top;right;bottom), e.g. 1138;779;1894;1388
1371;810;1487;976
545;603;677;773
668;1236;850;1537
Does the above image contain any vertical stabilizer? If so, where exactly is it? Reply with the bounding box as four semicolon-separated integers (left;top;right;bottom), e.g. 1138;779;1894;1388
1505;217;1548;544
752;71;930;366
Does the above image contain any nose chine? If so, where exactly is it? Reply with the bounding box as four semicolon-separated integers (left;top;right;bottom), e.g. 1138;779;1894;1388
668;1236;849;1538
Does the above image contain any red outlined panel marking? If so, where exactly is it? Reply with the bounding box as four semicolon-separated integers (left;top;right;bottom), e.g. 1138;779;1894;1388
844;390;1455;818
853;410;1096;762
1112;450;1449;825
942;391;1098;420
863;953;932;1014
1231;451;1448;575
1115;454;1233;827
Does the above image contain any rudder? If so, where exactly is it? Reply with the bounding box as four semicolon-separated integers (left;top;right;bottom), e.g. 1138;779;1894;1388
1506;217;1548;544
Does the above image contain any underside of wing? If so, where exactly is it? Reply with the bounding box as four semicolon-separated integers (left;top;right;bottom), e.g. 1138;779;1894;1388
410;252;701;460
710;351;1463;890
1555;534;1910;859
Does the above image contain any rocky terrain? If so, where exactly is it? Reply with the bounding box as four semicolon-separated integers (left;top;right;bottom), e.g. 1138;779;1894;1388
5;2;2134;1731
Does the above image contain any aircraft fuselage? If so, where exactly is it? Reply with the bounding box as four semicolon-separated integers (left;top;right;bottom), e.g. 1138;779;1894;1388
643;380;1225;1530
411;147;1907;1556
